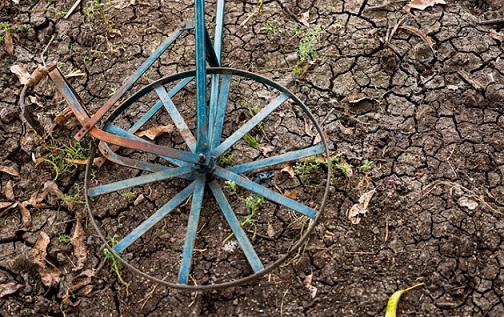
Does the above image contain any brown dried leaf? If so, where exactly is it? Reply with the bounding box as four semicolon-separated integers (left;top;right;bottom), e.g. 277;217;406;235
63;269;95;306
18;202;32;224
400;25;436;53
281;165;296;178
304;117;315;137
43;181;64;199
4;31;14;55
490;29;504;42
338;122;354;135
304;274;318;298
0;282;22;298
0;202;15;209
284;189;298;200
135;124;175;140
10;64;31;85
0;165;19;177
259;144;275;156
70;213;87;271
299;11;310;27
32;232;61;287
341;92;376;104
348;189;376;224
25;65;49;87
5;180;15;201
403;0;446;12
267;223;275;238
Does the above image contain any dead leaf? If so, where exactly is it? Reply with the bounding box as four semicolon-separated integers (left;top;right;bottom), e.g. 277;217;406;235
338;122;354;135
28;96;45;108
0;202;15;209
32;232;61;287
399;25;436;53
135;124;175;140
267;223;275;238
10;64;31;85
304;117;315;137
284;190;298;200
18;202;32;224
112;0;136;9
0;165;19;177
489;29;504;42
64;69;85;78
348;189;376;224
304;274;318;298
63;269;95;306
26;65;49;87
299;11;310;27
70;213;87;271
5;181;15;201
259;144;275;156
0;282;22;298
281;165;296;178
133;193;145;206
341;92;376;104
4;31;14;55
403;0;446;12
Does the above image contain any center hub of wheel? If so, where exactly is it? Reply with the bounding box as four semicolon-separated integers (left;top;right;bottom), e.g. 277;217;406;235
194;155;216;175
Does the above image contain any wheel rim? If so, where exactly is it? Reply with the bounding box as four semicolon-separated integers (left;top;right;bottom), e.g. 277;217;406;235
85;68;331;290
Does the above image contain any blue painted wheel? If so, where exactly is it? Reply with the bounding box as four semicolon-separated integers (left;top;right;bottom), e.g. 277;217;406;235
85;68;330;290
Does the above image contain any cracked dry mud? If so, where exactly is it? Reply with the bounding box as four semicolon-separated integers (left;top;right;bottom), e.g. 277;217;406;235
1;0;504;316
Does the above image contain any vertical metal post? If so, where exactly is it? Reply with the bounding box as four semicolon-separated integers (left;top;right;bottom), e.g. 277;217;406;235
208;0;226;151
195;0;209;160
214;0;225;64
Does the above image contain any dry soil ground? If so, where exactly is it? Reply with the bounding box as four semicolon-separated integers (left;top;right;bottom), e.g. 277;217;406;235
1;0;504;316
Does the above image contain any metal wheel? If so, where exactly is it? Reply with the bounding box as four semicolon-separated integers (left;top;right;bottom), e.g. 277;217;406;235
85;68;330;290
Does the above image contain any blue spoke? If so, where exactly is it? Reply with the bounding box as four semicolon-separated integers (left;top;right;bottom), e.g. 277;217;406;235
104;123;188;167
178;176;206;285
228;144;325;174
88;165;193;197
98;142;169;173
113;181;197;253
210;73;232;150
154;84;197;152
208;180;264;272
212;92;289;157
214;167;317;219
129;77;193;133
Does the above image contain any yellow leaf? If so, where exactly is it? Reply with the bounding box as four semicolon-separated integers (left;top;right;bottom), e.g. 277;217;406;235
135;124;175;140
385;283;425;317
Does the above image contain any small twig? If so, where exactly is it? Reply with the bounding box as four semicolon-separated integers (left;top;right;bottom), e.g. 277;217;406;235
65;0;83;19
40;35;55;66
477;18;504;25
384;216;389;242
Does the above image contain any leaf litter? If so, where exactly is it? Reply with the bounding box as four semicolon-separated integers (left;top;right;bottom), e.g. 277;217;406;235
403;0;446;12
348;189;376;224
385;282;425;317
32;232;62;288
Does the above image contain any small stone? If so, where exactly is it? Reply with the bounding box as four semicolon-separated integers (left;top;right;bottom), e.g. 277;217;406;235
133;194;145;206
458;196;478;210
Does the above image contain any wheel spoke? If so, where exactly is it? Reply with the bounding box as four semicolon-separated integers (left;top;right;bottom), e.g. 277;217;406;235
113;181;197;253
212;92;290;157
178;175;206;285
88;165;193;197
130;77;194;133
154;84;197;152
228;144;325;174
98;142;169;172
214;167;317;219
103;123;189;167
210;73;232;150
208;180;264;273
